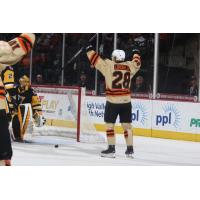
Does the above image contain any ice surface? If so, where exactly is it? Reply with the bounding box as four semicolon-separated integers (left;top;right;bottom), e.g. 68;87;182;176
12;134;200;166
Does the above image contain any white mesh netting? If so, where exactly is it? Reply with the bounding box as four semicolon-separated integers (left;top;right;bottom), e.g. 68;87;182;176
24;86;105;143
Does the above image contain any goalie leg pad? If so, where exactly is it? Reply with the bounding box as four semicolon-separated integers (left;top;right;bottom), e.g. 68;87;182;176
18;104;33;140
12;114;21;140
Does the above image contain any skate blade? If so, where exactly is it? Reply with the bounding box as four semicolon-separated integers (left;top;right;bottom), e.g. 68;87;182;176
101;153;116;158
126;154;134;159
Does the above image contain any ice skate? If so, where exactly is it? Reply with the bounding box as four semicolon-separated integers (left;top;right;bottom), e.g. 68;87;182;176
125;146;134;158
101;145;116;158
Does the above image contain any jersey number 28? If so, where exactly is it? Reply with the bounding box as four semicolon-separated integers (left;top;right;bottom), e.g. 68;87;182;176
112;71;130;89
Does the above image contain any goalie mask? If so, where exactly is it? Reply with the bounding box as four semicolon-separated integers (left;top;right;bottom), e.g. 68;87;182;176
111;49;125;62
19;75;30;90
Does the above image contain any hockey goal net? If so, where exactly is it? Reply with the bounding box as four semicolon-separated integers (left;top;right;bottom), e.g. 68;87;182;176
30;85;105;143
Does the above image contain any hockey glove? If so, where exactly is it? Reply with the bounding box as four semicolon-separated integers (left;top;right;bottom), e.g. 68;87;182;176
34;112;46;127
132;49;141;56
132;49;141;66
85;45;94;52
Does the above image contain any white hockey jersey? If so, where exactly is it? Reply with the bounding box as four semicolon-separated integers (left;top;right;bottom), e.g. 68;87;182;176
0;33;35;110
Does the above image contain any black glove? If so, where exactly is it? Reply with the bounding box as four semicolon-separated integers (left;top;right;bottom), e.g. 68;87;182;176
85;44;94;52
132;49;141;56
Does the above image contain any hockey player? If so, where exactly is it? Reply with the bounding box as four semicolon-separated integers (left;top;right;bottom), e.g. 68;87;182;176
0;33;35;165
86;46;141;158
7;75;45;142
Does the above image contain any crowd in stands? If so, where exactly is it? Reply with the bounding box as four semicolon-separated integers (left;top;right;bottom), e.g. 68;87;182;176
0;33;198;97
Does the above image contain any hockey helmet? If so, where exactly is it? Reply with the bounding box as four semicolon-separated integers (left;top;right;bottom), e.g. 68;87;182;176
111;49;125;62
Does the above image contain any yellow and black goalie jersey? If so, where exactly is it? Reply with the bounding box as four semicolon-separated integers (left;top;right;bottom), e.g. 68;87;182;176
86;48;141;104
1;66;15;95
17;86;42;115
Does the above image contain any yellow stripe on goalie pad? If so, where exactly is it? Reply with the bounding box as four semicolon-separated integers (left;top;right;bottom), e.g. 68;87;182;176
18;104;32;139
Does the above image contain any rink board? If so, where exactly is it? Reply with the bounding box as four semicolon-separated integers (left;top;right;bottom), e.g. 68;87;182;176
35;86;200;142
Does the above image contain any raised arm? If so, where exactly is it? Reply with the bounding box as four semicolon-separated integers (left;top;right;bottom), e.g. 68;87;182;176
86;45;109;76
0;33;35;65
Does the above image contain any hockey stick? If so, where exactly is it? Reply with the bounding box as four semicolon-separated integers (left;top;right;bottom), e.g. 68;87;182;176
61;33;97;70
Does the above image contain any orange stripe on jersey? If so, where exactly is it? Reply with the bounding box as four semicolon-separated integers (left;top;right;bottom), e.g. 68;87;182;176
106;88;130;92
21;34;32;45
20;34;33;52
91;54;98;65
17;37;28;54
106;90;130;94
93;55;100;66
106;93;130;96
106;88;130;96
89;52;96;63
106;91;130;94
106;88;130;95
89;52;100;67
18;35;33;54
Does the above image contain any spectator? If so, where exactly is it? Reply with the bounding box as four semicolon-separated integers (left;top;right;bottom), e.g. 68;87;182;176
77;72;89;89
133;34;146;48
132;76;147;93
35;74;43;85
187;76;198;96
181;75;190;94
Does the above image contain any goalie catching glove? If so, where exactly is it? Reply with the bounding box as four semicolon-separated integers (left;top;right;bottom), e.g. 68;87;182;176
33;112;46;127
